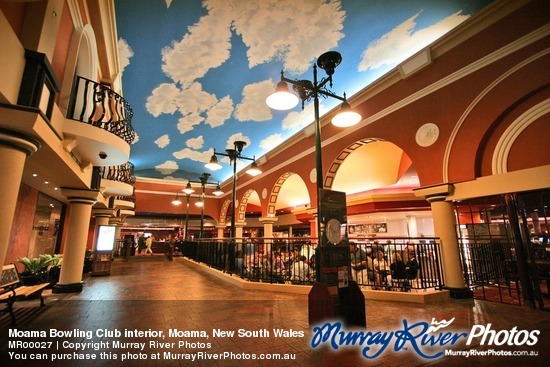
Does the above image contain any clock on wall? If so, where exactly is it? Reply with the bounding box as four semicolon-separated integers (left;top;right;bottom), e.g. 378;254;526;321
326;218;342;245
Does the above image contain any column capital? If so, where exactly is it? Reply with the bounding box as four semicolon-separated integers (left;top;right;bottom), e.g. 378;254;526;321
0;128;41;155
61;188;101;205
235;221;247;228
216;225;227;230
413;183;455;202
109;217;123;226
92;208;117;218
259;216;278;224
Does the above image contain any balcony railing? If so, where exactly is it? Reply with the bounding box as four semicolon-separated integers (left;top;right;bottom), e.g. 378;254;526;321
100;161;136;185
178;237;444;292
67;76;135;144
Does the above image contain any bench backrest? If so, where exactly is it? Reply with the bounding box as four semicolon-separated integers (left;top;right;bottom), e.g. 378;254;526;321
1;264;20;288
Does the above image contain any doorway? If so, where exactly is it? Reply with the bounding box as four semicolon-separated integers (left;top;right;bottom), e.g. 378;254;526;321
455;190;550;310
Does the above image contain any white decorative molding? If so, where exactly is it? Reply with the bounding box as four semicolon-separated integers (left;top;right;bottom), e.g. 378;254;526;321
492;99;550;174
415;123;439;147
443;47;550;181
399;48;432;79
309;168;317;183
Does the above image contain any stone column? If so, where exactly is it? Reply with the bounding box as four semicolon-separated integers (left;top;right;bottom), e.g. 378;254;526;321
306;208;318;245
235;222;246;241
109;217;123;241
0;130;40;266
259;217;278;254
259;217;278;238
54;189;99;293
415;183;470;298
216;225;226;240
407;215;418;237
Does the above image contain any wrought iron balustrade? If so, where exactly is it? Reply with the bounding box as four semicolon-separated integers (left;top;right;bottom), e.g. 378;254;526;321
67;76;135;144
116;194;136;203
178;237;444;291
100;161;136;185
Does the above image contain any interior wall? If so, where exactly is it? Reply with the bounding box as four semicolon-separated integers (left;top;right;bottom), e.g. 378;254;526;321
5;183;38;265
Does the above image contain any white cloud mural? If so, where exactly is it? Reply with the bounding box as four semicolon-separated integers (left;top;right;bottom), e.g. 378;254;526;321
186;136;204;149
359;11;469;71
114;0;488;180
155;134;170;148
155;160;179;175
226;133;251;150
118;38;134;75
172;147;214;163
234;80;274;122
260;133;283;151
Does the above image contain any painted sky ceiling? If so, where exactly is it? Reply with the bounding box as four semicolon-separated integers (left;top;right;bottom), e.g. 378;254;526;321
114;0;494;184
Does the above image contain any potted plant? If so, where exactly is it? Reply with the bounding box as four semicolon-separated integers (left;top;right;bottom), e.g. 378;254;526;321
47;254;63;286
17;255;53;285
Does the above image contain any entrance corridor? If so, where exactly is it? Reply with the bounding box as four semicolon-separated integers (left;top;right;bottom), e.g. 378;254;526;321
1;255;549;366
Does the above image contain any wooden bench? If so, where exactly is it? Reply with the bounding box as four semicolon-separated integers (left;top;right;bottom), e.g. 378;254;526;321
0;264;50;325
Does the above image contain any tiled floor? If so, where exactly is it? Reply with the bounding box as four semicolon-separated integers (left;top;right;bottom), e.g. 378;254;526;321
1;255;549;366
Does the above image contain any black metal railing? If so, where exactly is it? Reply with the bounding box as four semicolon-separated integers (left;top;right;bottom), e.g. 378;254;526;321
116;193;136;203
100;161;136;185
178;237;444;291
67;76;135;144
348;239;444;291
459;237;523;305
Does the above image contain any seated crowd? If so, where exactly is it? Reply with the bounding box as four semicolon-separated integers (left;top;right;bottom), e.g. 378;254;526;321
234;240;420;291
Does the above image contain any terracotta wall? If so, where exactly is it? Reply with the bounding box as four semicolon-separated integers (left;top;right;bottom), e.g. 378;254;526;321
0;1;25;37
4;183;38;265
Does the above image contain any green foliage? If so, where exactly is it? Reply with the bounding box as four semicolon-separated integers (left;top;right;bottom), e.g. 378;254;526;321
17;254;60;274
50;254;63;267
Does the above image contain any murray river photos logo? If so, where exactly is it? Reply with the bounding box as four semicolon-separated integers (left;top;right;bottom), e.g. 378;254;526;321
310;318;540;359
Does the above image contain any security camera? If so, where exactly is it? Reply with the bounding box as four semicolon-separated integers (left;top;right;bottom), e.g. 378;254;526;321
99;152;108;159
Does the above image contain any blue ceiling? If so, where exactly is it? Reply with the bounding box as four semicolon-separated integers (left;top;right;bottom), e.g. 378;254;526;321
114;0;493;183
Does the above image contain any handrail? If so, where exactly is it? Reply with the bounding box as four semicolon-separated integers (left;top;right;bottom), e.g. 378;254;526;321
67;76;135;144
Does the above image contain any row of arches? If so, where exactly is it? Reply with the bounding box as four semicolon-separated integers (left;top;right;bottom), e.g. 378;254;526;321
214;139;417;229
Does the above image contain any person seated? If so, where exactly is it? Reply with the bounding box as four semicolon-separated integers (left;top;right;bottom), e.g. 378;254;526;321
373;250;390;289
350;242;374;285
390;253;408;291
405;251;419;287
290;255;312;284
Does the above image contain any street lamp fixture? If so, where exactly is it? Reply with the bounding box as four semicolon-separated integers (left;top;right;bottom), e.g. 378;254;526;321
171;194;182;206
212;184;224;196
184;172;223;238
182;181;195;195
205;140;261;239
171;193;196;240
266;51;362;246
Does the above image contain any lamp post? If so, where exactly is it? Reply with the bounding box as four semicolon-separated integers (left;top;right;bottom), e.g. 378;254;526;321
182;172;223;239
266;51;361;247
205;140;261;240
171;192;195;240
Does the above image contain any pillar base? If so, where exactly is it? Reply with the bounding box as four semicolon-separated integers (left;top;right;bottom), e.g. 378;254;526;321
52;282;84;294
444;286;473;299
